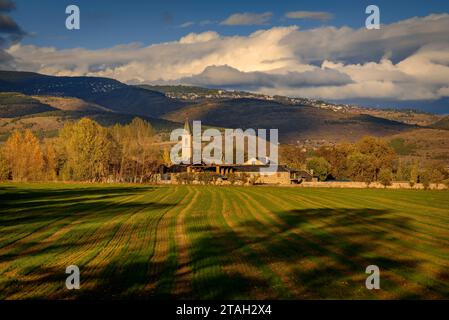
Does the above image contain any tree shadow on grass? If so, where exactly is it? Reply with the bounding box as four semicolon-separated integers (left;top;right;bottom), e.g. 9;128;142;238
0;185;162;245
0;199;172;228
0;200;176;264
1;204;448;299
182;207;446;299
0;185;155;211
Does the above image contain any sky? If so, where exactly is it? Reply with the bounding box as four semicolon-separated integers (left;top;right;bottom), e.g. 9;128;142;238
1;0;449;112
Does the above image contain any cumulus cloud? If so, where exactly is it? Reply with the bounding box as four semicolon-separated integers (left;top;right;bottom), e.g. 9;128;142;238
282;14;449;65
5;13;449;104
0;0;25;68
220;12;272;26
285;11;333;21
179;31;220;44
175;65;352;90
7;26;298;80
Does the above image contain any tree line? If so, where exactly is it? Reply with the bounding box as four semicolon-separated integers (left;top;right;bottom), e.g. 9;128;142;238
0;117;164;183
1;118;448;187
303;136;449;188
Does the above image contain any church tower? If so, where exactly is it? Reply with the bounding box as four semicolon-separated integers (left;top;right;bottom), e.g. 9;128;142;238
182;119;192;163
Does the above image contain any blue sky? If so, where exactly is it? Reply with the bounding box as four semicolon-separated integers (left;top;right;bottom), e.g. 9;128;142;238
12;0;449;49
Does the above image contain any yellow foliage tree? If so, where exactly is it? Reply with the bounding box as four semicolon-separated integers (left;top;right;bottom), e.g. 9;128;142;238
0;146;9;180
356;136;397;181
111;118;156;182
42;138;58;181
4;130;44;181
59;118;119;181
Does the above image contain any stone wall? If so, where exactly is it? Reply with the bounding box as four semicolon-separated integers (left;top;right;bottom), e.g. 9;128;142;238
163;171;293;185
296;181;448;190
256;172;291;185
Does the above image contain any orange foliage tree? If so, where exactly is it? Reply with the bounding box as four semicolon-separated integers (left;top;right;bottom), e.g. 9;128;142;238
4;130;44;181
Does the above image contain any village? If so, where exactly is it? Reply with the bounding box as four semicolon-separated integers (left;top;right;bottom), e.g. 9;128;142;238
161;120;314;185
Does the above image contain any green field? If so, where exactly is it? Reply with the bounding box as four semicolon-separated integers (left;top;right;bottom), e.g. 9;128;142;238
0;183;449;299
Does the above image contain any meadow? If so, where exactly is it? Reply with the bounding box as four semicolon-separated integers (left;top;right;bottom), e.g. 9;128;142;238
0;183;448;299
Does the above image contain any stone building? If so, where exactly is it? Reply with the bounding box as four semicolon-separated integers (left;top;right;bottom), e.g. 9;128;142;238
159;163;312;185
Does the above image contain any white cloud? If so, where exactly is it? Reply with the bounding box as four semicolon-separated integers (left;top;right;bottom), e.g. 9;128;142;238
438;87;449;97
220;12;272;26
179;31;220;44
285;11;333;21
5;13;449;103
179;21;194;28
173;65;352;89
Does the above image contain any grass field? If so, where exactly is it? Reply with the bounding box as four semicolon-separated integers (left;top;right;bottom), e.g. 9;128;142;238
0;183;449;299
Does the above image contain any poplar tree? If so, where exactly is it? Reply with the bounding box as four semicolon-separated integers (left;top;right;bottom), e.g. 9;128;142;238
59;118;118;181
4;130;44;181
0;147;9;181
111;118;156;182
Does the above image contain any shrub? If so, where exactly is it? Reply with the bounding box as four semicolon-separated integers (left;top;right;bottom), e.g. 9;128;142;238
175;172;195;184
306;157;331;181
227;173;237;185
420;172;430;190
378;168;393;188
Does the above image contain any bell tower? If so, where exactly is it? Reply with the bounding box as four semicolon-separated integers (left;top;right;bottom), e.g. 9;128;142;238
182;119;192;163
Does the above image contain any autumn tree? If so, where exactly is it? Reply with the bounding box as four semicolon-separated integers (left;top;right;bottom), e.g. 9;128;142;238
356;136;396;181
426;164;447;188
409;162;419;187
313;137;397;183
111;118;157;183
0;118;161;183
378;168;393;188
59;118;119;181
317;143;356;179
0;147;9;181
279;145;306;169
4;130;44;181
161;147;171;166
129;118;157;182
42;138;59;181
420;169;431;190
347;152;376;185
306;157;331;181
395;161;411;181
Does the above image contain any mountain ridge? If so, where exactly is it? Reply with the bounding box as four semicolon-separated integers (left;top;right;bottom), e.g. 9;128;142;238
0;70;185;118
0;70;446;145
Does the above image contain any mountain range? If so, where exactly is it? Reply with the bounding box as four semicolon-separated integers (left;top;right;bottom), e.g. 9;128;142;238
0;70;448;148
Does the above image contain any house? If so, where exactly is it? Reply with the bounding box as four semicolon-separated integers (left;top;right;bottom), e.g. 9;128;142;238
159;163;312;185
244;157;270;165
